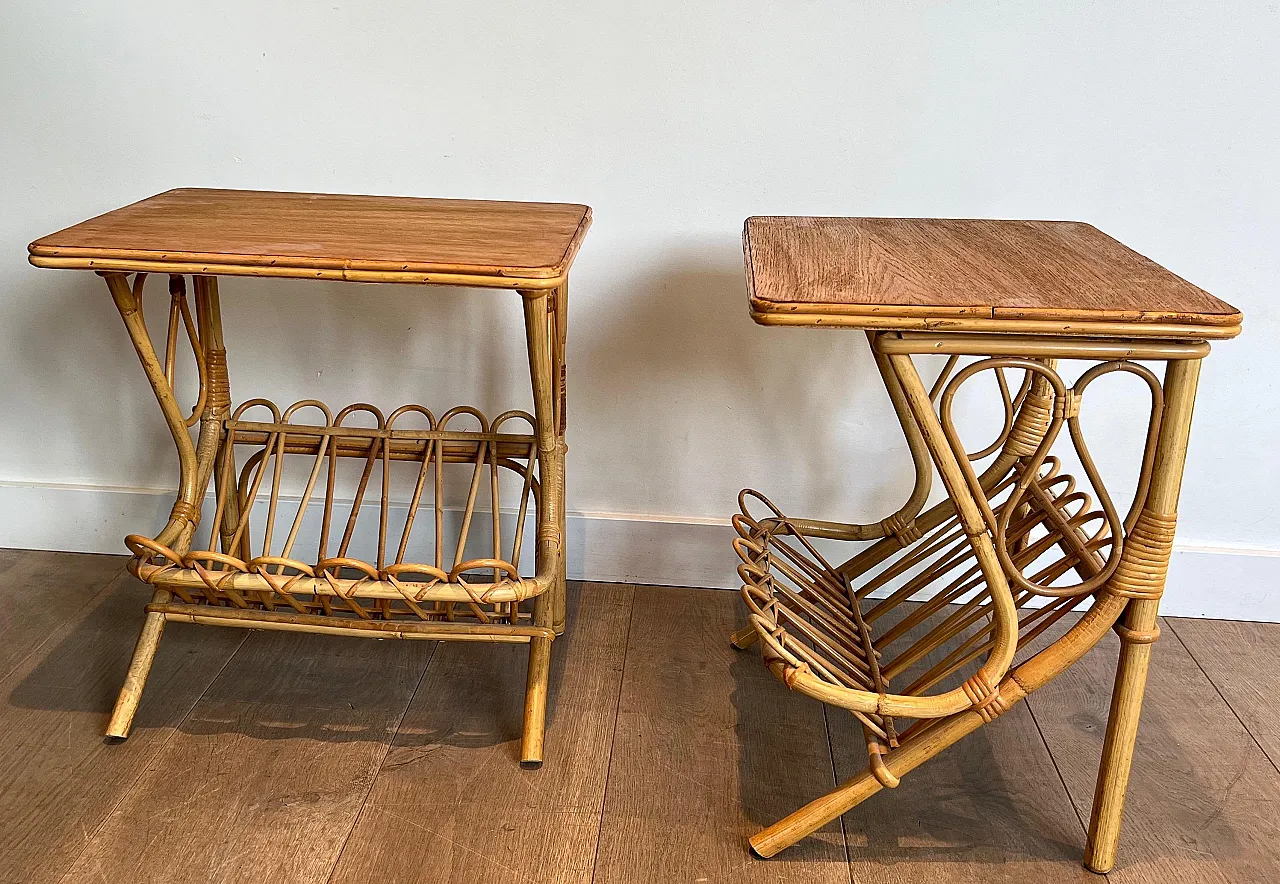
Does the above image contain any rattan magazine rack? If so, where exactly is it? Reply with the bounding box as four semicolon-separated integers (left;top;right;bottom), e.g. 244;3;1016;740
731;217;1241;872
29;188;591;767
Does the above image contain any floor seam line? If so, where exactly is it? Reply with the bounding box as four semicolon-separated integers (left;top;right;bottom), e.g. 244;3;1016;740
1165;617;1280;778
324;639;440;884
589;582;638;884
821;703;857;882
1022;693;1106;879
55;626;251;884
0;566;128;687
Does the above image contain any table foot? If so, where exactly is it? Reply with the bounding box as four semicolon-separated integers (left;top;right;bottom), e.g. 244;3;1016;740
106;608;166;739
520;632;553;766
729;625;759;649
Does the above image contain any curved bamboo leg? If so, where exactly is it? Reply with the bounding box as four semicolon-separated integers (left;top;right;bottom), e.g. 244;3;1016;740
521;593;553;768
1084;357;1200;873
519;290;560;767
102;272;227;739
551;283;569;636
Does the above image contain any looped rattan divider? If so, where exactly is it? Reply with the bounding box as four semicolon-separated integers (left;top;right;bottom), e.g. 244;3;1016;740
125;394;546;626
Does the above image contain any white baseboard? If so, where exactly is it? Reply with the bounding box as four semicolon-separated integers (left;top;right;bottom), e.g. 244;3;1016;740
0;480;1275;622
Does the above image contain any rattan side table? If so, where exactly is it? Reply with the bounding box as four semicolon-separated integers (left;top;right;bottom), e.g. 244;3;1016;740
730;217;1241;871
29;188;591;768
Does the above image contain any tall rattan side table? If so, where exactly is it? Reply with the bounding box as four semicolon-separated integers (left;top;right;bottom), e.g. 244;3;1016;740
29;188;590;768
730;217;1241;871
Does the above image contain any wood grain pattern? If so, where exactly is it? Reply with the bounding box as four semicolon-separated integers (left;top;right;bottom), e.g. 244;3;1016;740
0;575;244;884
5;564;1278;883
29;188;592;286
1026;620;1280;882
593;585;849;884
327;583;633;884
830;704;1095;883
1167;617;1280;770
61;630;433;883
0;549;123;681
744;217;1241;336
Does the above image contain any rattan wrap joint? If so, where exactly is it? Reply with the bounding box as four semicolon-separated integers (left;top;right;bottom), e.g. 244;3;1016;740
1004;380;1054;458
204;347;231;409
961;671;1013;723
1103;509;1177;601
168;499;201;527
879;511;922;546
1113;622;1161;645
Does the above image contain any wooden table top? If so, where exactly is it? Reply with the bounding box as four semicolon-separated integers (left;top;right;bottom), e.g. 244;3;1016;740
743;217;1241;338
29;188;592;289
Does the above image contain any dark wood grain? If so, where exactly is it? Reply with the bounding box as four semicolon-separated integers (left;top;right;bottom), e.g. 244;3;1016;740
744;217;1240;331
1167;617;1280;771
29;188;592;281
61;630;433;883
0;549;123;681
0;575;245;884
327;582;633;884
593;585;849;884
1027;619;1280;882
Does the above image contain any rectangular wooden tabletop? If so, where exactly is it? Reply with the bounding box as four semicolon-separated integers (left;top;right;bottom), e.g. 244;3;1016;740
29;188;592;288
744;217;1241;338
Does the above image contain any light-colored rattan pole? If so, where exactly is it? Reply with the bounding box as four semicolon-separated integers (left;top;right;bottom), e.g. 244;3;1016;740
520;289;559;767
103;272;199;738
1084;356;1201;874
103;273;199;549
881;352;1019;718
194;276;242;555
106;590;170;740
551;281;569;635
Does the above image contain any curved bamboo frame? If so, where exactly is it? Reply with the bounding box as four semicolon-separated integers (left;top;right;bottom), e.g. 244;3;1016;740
98;271;569;768
733;330;1205;873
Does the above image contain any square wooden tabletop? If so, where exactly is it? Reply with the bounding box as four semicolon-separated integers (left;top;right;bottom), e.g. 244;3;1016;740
743;217;1241;338
29;188;592;288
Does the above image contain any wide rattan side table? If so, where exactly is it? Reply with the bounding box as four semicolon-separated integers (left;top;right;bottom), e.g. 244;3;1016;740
730;217;1241;871
29;188;591;767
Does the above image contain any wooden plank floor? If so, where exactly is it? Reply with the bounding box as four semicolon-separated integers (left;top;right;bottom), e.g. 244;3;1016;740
2;549;1279;883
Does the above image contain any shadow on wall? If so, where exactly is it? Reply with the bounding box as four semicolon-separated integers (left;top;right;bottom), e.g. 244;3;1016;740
569;238;913;525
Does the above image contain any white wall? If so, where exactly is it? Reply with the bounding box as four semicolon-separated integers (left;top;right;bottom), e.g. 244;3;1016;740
2;2;1277;616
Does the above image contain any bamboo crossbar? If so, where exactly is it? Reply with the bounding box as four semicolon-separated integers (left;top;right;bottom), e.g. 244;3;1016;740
152;602;552;642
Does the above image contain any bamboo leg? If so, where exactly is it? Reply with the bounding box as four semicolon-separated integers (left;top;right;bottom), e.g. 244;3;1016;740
551;283;569;635
1084;357;1201;874
105;589;169;739
519;290;561;767
102;272;226;739
521;592;553;767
